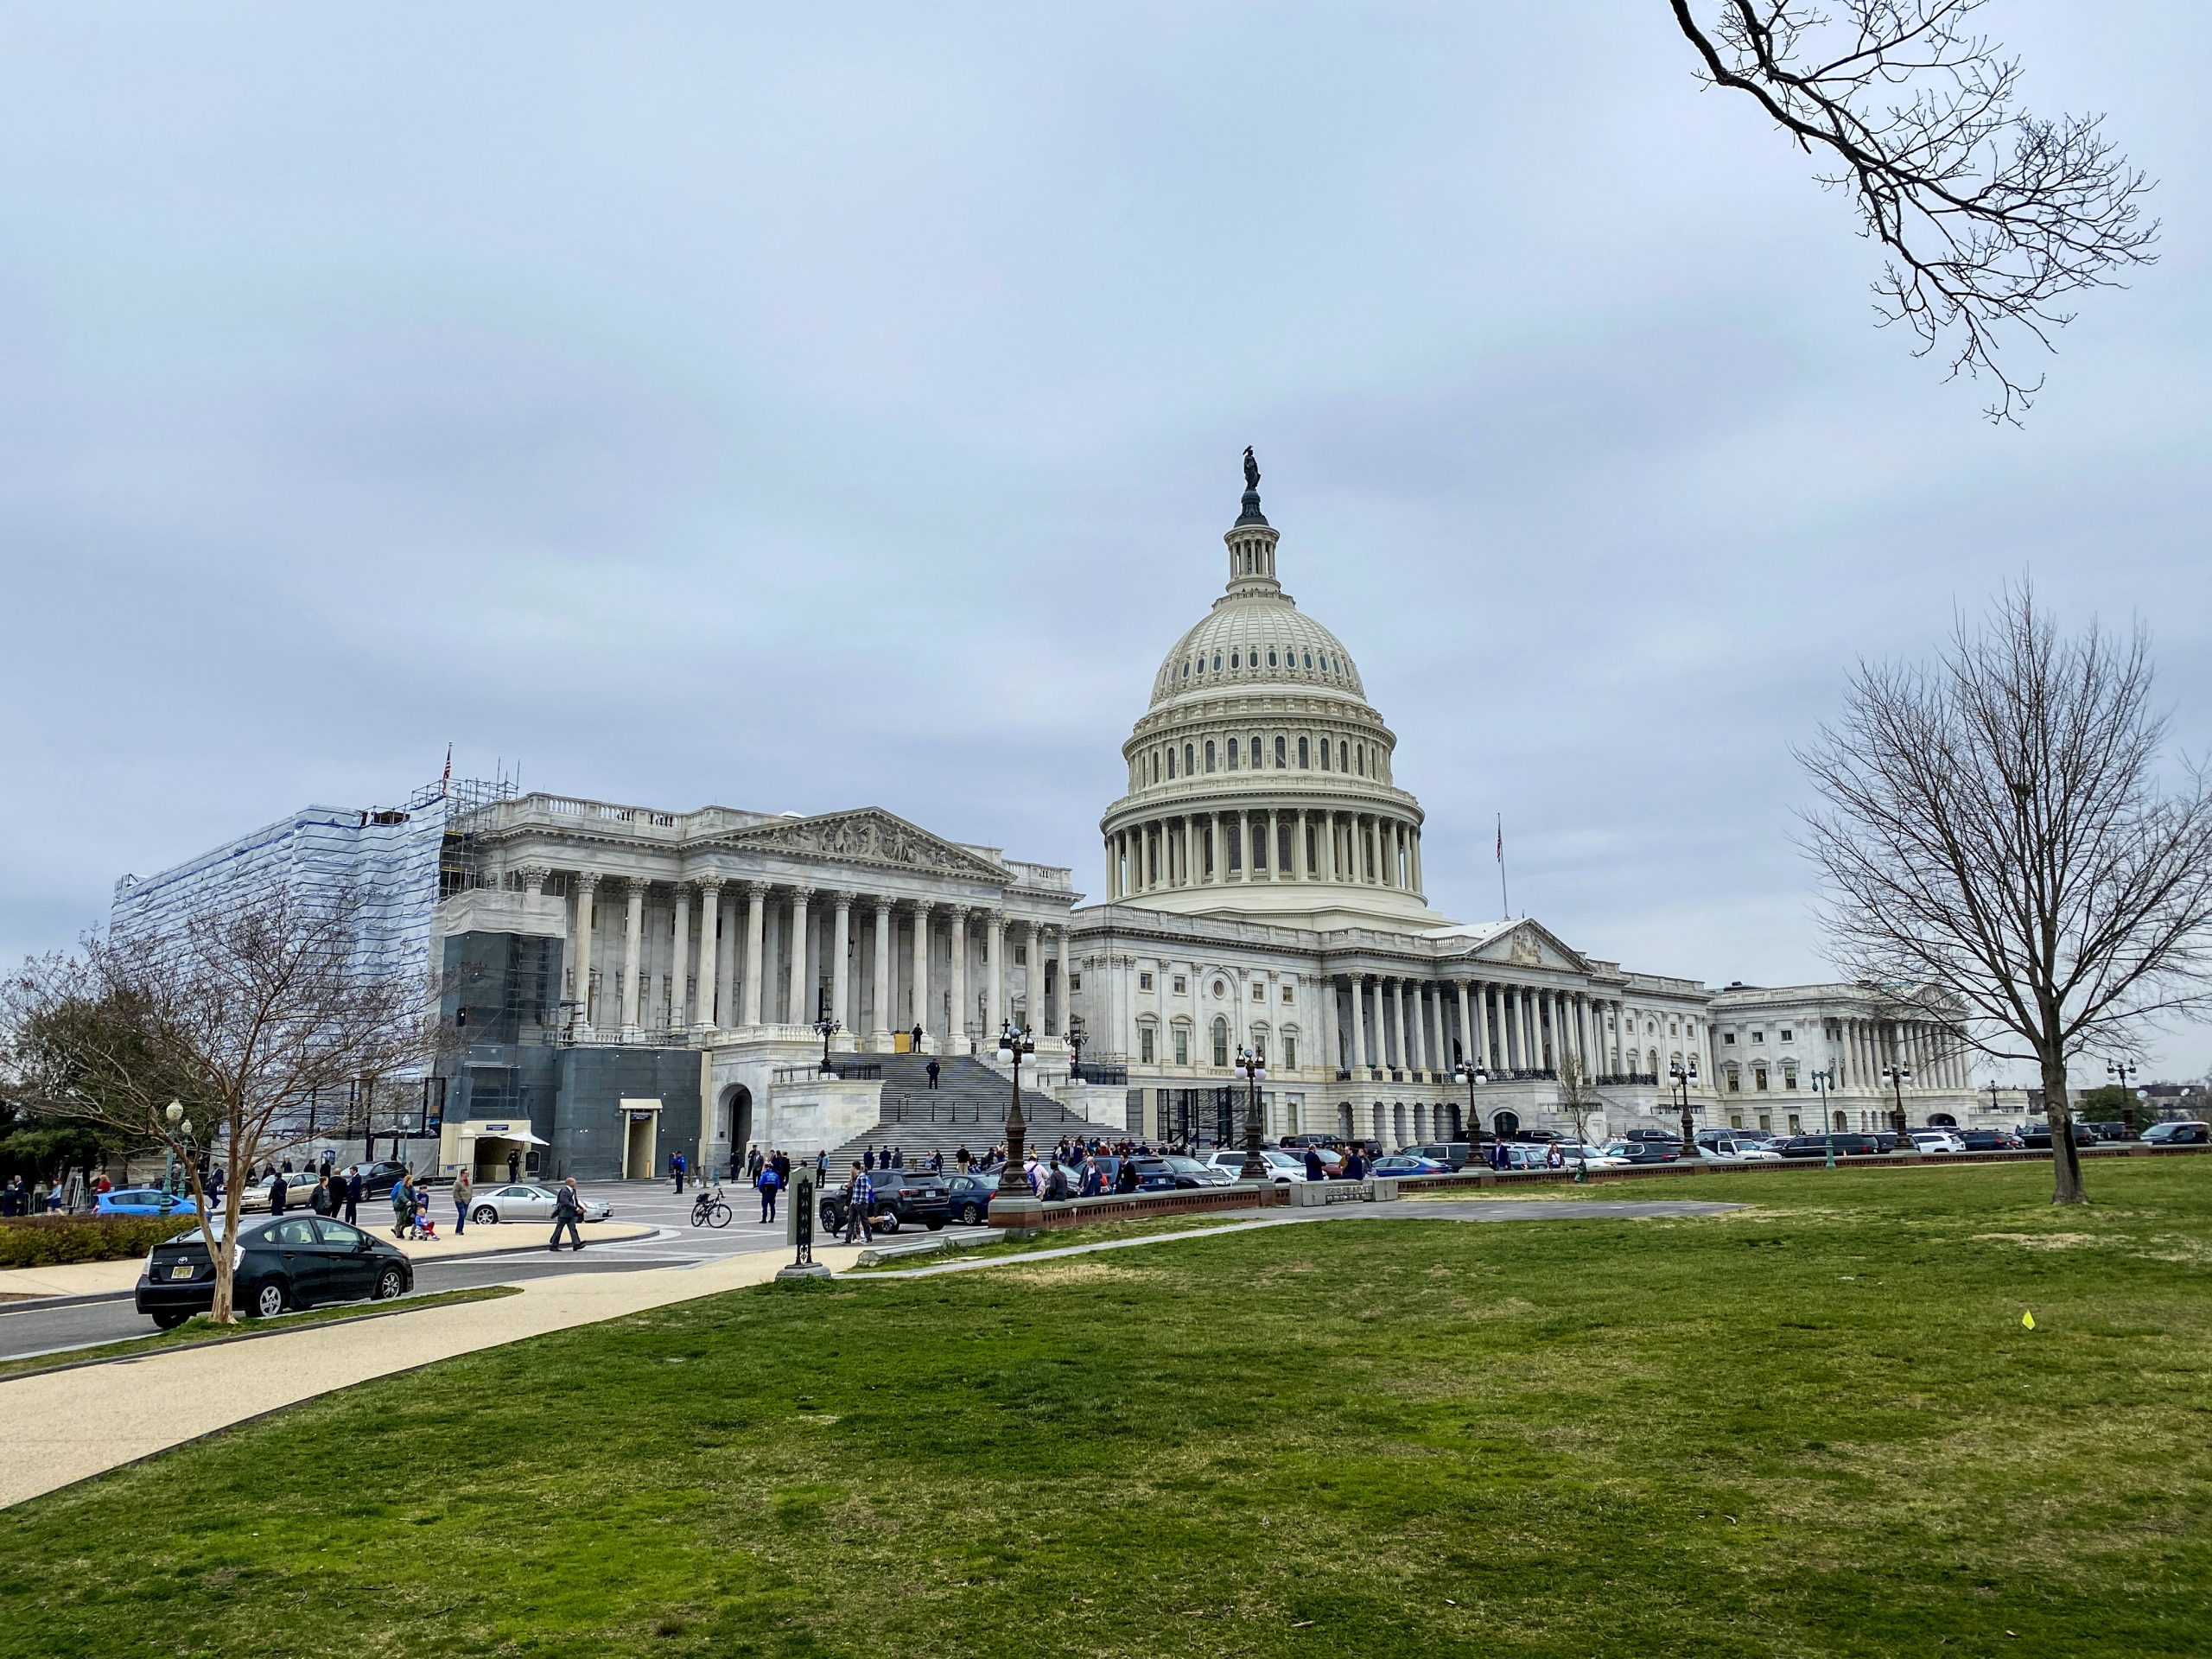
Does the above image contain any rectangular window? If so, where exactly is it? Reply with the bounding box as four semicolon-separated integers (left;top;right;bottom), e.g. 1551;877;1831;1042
1139;971;1154;992
1751;1031;1764;1043
1729;1113;1744;1129
1251;982;1265;1001
1284;1035;1298;1069
1140;1027;1155;1064
1014;945;1027;965
1173;975;1187;995
1174;1027;1189;1065
1780;1028;1794;1041
1724;1032;1737;1045
1068;974;1080;991
1788;1114;1802;1134
1758;1113;1771;1131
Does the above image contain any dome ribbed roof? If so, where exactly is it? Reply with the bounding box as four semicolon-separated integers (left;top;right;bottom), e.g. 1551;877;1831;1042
1149;596;1365;709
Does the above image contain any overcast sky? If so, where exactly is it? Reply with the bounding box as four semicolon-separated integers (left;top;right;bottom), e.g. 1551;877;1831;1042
3;3;2205;1086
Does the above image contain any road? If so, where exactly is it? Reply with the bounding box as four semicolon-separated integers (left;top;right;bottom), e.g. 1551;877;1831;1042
0;1178;800;1363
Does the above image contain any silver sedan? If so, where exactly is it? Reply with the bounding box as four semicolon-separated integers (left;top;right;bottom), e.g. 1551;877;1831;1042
464;1184;613;1225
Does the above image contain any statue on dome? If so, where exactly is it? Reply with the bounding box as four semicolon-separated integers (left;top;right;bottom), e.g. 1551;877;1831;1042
1242;447;1260;492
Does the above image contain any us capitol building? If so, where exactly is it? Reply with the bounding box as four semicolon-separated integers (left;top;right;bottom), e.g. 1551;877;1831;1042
110;461;1991;1180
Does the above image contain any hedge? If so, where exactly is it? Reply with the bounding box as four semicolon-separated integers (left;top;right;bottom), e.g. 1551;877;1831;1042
0;1214;200;1269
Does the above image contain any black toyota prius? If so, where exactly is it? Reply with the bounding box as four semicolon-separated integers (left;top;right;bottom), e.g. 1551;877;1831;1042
136;1214;415;1327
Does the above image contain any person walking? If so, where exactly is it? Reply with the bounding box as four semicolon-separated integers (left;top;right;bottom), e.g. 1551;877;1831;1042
756;1159;781;1224
267;1168;289;1217
390;1172;414;1238
842;1162;873;1244
925;1058;940;1090
309;1175;334;1217
746;1143;764;1181
343;1166;362;1224
549;1177;584;1252
453;1168;474;1236
863;1146;876;1173
773;1148;792;1185
890;1145;904;1170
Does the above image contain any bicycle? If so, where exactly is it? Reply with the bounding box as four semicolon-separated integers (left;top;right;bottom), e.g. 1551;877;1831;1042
689;1185;732;1229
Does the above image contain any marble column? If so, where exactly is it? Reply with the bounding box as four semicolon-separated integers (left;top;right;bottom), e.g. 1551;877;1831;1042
909;901;932;1044
1392;978;1411;1075
782;887;810;1027
1349;976;1368;1071
1211;815;1226;884
1056;929;1071;1038
870;899;893;1047
741;883;767;1028
1456;981;1473;1071
669;883;692;1033
946;906;968;1053
571;873;598;1037
620;877;645;1038
985;910;1005;1033
830;892;853;1034
692;878;722;1034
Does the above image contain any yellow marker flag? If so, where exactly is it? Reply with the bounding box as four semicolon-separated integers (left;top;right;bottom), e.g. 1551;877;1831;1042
2022;1311;2036;1329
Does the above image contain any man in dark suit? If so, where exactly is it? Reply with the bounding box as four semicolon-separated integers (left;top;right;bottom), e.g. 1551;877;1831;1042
266;1169;288;1216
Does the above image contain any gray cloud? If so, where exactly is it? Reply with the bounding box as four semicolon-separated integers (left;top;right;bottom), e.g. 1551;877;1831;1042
3;2;2206;1082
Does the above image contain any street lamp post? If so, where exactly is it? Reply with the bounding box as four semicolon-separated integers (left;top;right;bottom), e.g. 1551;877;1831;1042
993;1022;1043;1233
1235;1048;1269;1183
1881;1063;1913;1143
1669;1062;1700;1157
813;1013;841;1077
162;1099;185;1209
2107;1057;2139;1135
1986;1077;2003;1120
1810;1068;1836;1168
1452;1060;1489;1154
1067;1025;1086;1079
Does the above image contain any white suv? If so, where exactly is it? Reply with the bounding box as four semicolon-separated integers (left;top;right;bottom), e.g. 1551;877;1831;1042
1202;1148;1310;1185
1908;1129;1967;1154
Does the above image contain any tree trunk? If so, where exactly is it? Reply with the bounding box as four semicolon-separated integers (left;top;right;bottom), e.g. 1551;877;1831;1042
210;1181;241;1322
2042;1053;2088;1205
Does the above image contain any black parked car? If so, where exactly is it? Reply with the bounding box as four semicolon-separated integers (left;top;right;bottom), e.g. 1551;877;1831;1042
2018;1121;2100;1149
819;1171;951;1235
944;1171;1000;1225
1779;1132;1882;1158
1130;1155;1235;1190
1956;1128;2020;1152
136;1215;413;1328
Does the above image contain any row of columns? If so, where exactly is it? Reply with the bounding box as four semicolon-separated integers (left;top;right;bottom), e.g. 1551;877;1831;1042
1333;975;1639;1080
540;867;1069;1049
1834;1017;1969;1091
1107;807;1421;899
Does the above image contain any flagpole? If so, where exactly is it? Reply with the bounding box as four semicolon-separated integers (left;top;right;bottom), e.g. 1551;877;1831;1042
1497;813;1509;919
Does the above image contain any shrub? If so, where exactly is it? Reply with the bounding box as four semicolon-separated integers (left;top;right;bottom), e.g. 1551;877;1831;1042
0;1214;194;1268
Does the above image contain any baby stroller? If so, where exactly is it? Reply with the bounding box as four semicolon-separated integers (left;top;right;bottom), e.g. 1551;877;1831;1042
409;1194;439;1241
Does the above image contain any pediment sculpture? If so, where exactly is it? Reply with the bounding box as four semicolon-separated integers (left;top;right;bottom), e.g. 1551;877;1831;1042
728;810;1002;880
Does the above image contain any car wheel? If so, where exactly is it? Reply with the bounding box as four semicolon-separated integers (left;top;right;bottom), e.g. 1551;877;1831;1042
471;1205;498;1224
151;1310;191;1331
878;1214;900;1235
373;1266;406;1300
820;1201;837;1229
251;1280;287;1319
959;1203;981;1224
925;1218;944;1231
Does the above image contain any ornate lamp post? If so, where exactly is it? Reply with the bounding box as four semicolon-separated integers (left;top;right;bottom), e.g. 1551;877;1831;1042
2107;1057;2139;1135
1881;1062;1913;1143
1669;1061;1700;1156
813;1013;841;1077
1986;1077;2003;1118
1235;1047;1269;1183
1810;1067;1836;1168
992;1021;1044;1233
162;1099;185;1208
1452;1060;1488;1153
1067;1024;1086;1079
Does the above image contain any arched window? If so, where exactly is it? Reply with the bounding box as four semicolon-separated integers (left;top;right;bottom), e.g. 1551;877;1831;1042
1205;741;1216;772
1274;735;1287;767
1166;747;1177;779
1319;739;1331;772
1303;652;1313;669
1182;661;1191;678
1338;741;1349;770
1267;648;1277;667
1185;742;1195;774
1226;740;1240;770
1298;736;1310;767
1212;653;1222;671
1211;1018;1230;1068
1230;651;1240;670
1250;733;1262;766
1150;751;1160;783
1357;745;1366;776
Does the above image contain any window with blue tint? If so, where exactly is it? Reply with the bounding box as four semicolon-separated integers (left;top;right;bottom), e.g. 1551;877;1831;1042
1213;653;1222;671
1267;649;1278;667
1303;652;1313;669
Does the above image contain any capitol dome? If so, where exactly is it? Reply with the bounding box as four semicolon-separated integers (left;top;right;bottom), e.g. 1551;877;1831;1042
1099;461;1439;926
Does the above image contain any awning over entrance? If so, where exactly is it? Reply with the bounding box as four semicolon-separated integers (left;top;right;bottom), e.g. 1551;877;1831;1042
455;1121;548;1147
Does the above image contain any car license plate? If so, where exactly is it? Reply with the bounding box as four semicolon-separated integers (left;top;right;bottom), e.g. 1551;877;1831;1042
169;1263;194;1280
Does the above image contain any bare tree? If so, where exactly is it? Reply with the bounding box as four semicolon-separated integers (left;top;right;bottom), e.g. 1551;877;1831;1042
3;883;441;1319
1796;583;2212;1203
1556;1047;1602;1150
1668;0;2158;423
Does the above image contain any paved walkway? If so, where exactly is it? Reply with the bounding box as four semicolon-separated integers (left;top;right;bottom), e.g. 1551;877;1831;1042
0;1220;658;1301
0;1241;865;1509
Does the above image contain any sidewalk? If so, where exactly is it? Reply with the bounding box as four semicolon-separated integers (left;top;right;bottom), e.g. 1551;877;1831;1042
0;1219;660;1301
0;1240;865;1510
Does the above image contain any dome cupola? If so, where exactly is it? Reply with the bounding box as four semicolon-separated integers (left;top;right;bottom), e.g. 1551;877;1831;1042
1099;454;1440;927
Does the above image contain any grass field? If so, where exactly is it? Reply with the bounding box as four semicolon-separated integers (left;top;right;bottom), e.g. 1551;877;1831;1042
2;1161;2208;1658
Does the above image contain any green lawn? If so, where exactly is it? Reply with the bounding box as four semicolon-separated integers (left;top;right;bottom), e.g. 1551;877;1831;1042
3;1162;2209;1658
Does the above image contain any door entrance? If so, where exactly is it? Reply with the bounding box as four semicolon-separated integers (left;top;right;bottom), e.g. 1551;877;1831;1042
621;1111;658;1179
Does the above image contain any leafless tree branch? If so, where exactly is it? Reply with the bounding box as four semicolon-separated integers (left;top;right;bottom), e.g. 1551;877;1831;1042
1669;0;2158;423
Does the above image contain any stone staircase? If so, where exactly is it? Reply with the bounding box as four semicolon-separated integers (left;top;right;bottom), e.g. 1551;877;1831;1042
824;1053;1124;1168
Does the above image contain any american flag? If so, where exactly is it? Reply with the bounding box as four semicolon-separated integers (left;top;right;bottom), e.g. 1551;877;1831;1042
1495;816;1503;862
